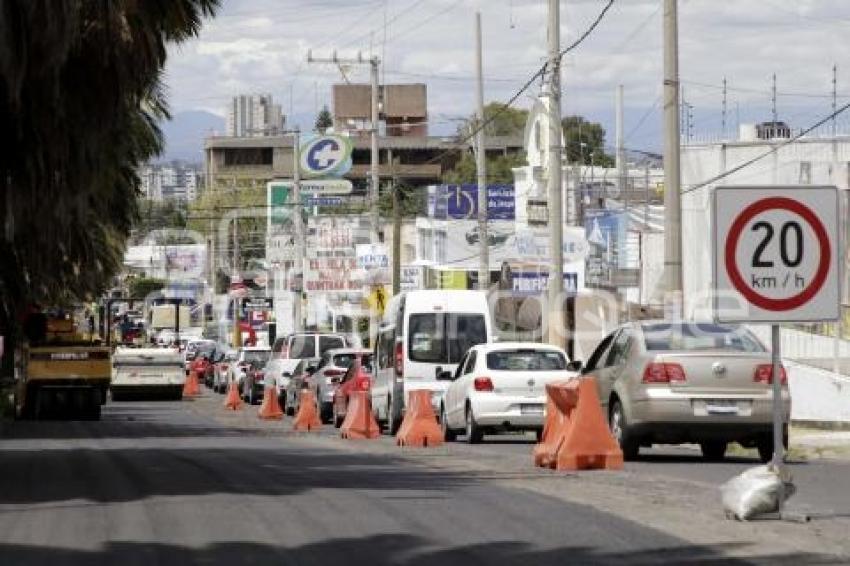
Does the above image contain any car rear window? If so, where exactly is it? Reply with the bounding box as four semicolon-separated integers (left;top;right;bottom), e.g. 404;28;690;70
408;313;487;364
319;336;346;354
486;349;566;371
642;323;765;352
333;353;359;368
289;336;315;358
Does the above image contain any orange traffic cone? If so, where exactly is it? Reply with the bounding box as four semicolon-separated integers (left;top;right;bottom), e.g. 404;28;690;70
396;390;443;447
292;389;322;431
258;386;284;420
533;379;574;466
340;391;380;439
183;370;202;398
534;377;623;471
224;380;242;410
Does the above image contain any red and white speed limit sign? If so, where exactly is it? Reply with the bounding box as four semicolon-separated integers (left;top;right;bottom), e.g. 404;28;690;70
713;186;840;323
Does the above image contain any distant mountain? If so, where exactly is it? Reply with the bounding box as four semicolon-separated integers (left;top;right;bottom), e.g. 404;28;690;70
158;110;225;163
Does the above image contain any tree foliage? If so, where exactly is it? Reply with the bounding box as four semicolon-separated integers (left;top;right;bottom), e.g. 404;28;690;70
562;116;615;167
0;0;219;335
315;105;333;132
128;277;166;299
457;102;528;139
134;199;188;239
442;152;527;185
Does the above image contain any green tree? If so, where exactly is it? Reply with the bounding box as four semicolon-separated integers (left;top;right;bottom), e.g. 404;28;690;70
378;185;426;218
562;116;615;166
135;199;188;238
315;105;333;131
0;0;219;339
442;152;526;185
128;277;166;299
457;102;528;139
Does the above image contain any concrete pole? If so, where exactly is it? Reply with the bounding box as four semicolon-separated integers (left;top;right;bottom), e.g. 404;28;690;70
662;0;683;317
546;0;564;348
370;58;380;245
391;150;401;296
475;12;489;291
293;128;303;332
616;84;626;201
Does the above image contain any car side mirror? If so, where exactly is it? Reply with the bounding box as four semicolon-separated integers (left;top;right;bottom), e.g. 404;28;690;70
437;370;454;381
566;360;583;372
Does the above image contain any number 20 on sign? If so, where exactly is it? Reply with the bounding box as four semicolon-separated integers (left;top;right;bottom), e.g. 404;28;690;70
712;186;840;323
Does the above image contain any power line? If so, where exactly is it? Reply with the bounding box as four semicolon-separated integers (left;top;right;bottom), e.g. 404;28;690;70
683;100;850;195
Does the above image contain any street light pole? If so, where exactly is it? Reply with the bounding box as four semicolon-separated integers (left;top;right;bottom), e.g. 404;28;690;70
292;127;303;332
662;0;683;316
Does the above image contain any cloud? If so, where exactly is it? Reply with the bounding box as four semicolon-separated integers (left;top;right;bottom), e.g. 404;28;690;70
164;0;850;147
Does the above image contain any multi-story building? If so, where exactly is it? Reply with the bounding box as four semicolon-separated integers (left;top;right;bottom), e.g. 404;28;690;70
138;162;202;202
226;94;285;137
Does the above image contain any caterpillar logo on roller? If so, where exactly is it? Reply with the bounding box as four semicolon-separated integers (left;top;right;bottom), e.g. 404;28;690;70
14;307;111;420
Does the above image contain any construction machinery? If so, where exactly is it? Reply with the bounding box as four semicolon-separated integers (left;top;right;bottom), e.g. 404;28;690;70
14;308;110;420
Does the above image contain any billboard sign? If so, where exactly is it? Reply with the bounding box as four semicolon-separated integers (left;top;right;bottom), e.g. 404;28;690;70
427;184;515;220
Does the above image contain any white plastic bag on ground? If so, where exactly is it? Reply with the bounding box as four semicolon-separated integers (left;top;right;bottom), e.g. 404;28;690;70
721;465;796;521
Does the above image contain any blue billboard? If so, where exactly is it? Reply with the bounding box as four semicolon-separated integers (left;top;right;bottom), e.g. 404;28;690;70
428;184;515;220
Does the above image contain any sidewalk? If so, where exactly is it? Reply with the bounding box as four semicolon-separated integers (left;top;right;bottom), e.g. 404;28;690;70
791;426;850;460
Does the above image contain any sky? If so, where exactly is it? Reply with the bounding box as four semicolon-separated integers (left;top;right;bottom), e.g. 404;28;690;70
163;0;850;153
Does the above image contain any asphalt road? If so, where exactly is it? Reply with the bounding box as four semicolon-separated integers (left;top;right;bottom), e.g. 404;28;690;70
0;398;821;566
0;400;846;566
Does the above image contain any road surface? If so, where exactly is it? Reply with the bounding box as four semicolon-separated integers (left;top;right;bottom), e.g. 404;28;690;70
0;396;845;565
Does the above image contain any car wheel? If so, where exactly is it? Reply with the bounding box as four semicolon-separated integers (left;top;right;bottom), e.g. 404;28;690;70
465;405;483;444
441;405;457;442
388;397;402;435
320;401;333;424
756;432;788;464
609;400;639;460
700;441;728;462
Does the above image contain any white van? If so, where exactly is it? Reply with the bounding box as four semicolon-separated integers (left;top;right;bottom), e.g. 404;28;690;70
371;290;493;433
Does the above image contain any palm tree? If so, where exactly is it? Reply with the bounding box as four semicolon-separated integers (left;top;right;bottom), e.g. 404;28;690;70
0;0;220;338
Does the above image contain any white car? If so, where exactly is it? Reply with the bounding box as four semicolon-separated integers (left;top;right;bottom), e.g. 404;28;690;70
226;347;271;396
440;342;578;443
111;347;185;401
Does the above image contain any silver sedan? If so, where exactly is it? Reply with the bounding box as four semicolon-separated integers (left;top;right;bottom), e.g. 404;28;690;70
579;321;790;462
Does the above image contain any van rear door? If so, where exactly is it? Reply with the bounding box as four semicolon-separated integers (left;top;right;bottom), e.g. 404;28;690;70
405;312;488;384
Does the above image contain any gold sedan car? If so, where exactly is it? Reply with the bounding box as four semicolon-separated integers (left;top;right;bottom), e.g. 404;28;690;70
579;321;790;462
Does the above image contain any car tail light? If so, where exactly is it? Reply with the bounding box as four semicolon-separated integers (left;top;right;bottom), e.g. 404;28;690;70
221;363;229;371
754;364;787;385
642;362;687;384
394;342;403;377
473;377;494;392
357;378;370;391
325;369;345;377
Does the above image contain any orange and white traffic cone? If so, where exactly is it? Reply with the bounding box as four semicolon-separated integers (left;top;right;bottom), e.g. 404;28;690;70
183;370;202;398
292;389;322;431
224;380;242;410
340;391;380;439
258;386;283;420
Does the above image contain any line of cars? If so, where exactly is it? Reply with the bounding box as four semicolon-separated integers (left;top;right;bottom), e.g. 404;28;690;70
110;289;791;463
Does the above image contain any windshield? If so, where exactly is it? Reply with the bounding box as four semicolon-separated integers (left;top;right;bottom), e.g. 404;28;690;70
642;323;766;352
242;350;270;365
408;313;487;364
319;336;345;354
289;336;315;358
486;349;566;371
332;353;360;368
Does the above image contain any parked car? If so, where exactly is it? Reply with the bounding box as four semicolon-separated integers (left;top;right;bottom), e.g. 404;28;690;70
464;225;511;246
440;343;577;443
283;361;319;417
371;290;493;434
212;349;237;393
270;332;357;365
242;363;267;404
579;321;790;462
184;339;217;375
262;358;307;411
226;347;271;396
332;356;374;427
312;348;373;423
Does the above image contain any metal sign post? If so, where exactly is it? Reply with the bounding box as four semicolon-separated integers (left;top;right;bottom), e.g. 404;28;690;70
713;185;840;517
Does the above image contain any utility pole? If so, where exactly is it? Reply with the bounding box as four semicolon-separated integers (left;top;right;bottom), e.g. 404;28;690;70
391;150;401;296
546;0;564;348
771;73;778;128
832;64;838;138
662;0;683;315
232;215;240;348
722;77;727;140
292;128;304;332
616;84;626;202
475;11;489;291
